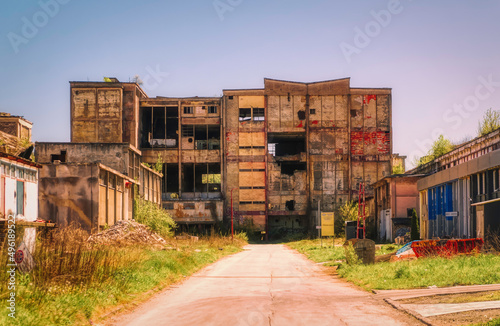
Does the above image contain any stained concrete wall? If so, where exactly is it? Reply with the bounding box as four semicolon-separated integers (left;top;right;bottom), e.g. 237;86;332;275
223;79;392;234
38;163;135;233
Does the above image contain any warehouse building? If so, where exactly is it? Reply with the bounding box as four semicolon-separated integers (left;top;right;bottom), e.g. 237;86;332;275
68;77;393;236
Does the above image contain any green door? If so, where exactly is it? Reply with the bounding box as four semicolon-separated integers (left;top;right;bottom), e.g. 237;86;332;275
16;181;24;216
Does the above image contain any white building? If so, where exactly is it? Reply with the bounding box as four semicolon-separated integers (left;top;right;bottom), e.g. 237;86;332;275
0;152;40;221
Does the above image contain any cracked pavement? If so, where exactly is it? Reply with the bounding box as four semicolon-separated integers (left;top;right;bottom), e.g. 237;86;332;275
110;244;421;326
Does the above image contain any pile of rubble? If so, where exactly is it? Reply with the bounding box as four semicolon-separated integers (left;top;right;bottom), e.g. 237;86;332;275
87;220;166;245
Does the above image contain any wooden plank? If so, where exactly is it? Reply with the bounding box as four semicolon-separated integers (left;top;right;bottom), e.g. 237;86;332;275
240;189;265;201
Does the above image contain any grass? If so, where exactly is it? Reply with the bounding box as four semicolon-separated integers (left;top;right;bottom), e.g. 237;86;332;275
287;238;500;291
287;238;400;266
0;227;246;326
338;254;500;291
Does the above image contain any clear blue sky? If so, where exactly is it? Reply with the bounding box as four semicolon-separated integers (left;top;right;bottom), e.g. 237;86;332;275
1;0;499;168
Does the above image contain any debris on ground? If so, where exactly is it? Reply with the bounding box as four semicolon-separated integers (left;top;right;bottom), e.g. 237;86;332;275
87;220;166;245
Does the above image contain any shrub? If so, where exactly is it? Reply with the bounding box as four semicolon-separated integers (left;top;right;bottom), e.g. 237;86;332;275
134;197;176;238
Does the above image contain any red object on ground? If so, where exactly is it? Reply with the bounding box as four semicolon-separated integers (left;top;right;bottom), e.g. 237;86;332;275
411;238;484;258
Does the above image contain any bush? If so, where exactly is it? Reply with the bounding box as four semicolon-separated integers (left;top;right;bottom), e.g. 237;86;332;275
335;201;358;236
134;197;176;238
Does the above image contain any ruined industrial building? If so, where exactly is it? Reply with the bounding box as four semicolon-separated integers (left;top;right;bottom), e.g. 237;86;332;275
47;77;394;236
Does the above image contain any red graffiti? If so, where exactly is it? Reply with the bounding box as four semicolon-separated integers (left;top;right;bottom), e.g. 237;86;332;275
297;121;304;128
363;95;377;104
311;120;319;125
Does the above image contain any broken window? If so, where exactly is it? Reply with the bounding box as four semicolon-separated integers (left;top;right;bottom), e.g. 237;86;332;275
279;162;306;176
268;134;305;157
182;164;221;195
239;108;251;121
208;106;217;114
141;107;179;148
285;200;295;211
50;150;66;163
163;164;179;194
182;125;194;137
310;109;316;115
239;108;265;121
297;110;306;120
182;125;220;150
184;106;193;114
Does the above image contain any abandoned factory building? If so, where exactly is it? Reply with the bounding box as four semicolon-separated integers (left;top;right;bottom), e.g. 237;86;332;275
67;77;393;235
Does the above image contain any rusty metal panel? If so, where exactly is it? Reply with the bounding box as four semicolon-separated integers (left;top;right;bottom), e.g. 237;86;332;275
364;95;377;128
321;96;335;127
73;88;96;119
239;96;265;108
72;121;96;142
335;95;348;128
377;95;390;129
97;89;122;119
350;95;363;128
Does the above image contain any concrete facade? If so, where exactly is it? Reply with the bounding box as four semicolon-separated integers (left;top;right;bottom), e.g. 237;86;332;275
69;78;393;235
224;78;392;235
35;142;162;232
37;162;137;233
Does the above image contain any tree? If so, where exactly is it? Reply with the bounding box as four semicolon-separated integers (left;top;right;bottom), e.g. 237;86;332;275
335;201;358;236
417;135;454;167
410;209;419;241
478;108;500;136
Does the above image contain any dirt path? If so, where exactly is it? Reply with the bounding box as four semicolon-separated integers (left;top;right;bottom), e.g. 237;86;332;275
109;244;422;326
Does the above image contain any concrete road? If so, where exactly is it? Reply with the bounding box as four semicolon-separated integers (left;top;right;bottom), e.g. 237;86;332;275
110;245;421;326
